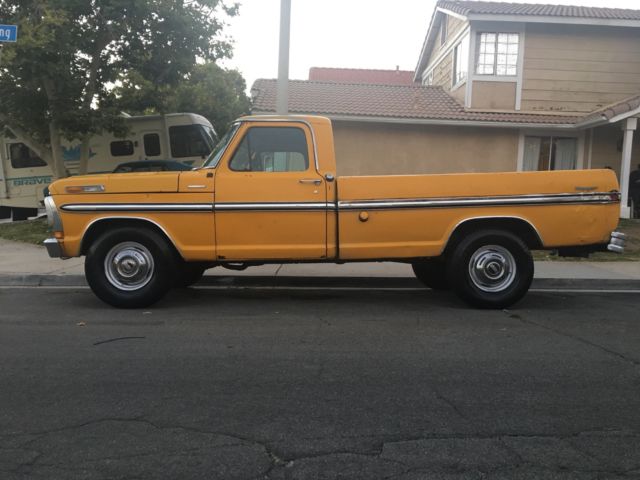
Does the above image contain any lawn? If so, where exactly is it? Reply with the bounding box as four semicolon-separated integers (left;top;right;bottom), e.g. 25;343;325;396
0;217;639;261
533;218;640;262
0;217;50;245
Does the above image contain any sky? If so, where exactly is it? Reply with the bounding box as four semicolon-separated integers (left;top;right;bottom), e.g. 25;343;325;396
220;0;640;92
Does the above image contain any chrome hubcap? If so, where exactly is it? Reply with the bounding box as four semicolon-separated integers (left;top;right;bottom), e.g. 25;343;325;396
104;242;154;291
468;245;516;293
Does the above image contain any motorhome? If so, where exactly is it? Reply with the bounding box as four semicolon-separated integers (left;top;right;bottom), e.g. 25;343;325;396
0;113;216;220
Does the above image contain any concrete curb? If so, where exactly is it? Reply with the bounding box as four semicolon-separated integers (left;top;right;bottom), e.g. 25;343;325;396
0;274;639;290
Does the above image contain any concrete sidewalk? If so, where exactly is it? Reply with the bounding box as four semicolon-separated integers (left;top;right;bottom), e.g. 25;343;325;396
0;238;638;284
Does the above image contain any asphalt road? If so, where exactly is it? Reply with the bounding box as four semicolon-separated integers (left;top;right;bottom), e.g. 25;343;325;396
1;286;640;480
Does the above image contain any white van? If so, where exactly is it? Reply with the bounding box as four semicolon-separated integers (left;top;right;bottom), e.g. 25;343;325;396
0;113;216;220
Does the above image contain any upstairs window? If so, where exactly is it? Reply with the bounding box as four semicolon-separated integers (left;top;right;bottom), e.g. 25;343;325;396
453;33;470;86
476;33;519;76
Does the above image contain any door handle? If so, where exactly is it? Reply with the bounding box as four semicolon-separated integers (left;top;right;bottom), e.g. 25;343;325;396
299;179;322;185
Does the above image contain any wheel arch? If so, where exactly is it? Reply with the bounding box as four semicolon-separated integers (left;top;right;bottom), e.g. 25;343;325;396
444;216;543;255
80;216;184;260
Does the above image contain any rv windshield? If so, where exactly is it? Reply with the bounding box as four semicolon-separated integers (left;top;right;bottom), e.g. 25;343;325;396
202;123;240;168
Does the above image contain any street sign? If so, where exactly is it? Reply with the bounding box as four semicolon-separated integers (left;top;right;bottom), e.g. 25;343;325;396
0;25;18;43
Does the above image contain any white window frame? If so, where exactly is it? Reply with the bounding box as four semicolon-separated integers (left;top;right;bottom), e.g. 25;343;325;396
425;71;434;86
452;32;470;90
517;130;585;172
440;17;448;45
475;32;520;76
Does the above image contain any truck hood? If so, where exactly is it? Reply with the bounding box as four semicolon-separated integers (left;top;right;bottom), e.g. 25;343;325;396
48;171;180;195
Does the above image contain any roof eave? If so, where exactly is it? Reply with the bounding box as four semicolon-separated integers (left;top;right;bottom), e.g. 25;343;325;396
467;13;640;28
253;110;577;129
415;8;470;82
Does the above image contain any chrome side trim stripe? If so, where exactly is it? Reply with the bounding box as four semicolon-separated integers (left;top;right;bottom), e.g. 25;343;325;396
338;192;618;210
61;203;214;212
215;202;333;211
60;192;617;214
61;202;336;213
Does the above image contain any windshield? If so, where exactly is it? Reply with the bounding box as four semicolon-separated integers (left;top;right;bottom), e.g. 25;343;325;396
202;122;240;168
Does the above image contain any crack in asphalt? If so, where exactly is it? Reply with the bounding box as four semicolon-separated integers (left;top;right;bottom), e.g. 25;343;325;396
432;389;470;422
507;312;640;368
3;419;640;478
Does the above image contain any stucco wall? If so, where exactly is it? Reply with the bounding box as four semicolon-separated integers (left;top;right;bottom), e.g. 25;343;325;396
331;121;519;176
522;24;640;113
471;82;517;110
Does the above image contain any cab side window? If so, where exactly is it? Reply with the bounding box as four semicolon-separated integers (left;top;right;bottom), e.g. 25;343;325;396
229;127;309;172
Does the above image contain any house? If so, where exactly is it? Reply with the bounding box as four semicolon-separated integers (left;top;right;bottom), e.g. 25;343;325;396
251;1;640;217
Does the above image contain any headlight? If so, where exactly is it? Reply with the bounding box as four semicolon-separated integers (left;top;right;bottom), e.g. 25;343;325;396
44;196;63;233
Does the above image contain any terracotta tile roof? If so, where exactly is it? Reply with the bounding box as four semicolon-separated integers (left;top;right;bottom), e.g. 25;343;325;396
437;0;640;20
308;67;416;86
580;94;640;125
251;79;580;125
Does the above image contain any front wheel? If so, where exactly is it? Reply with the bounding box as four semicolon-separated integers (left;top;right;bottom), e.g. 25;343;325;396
85;227;176;308
446;230;533;309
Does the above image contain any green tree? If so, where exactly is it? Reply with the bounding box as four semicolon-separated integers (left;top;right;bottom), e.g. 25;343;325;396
117;62;251;137
0;0;238;177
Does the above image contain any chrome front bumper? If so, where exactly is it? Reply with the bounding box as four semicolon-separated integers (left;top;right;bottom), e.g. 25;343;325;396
607;231;626;253
44;238;64;258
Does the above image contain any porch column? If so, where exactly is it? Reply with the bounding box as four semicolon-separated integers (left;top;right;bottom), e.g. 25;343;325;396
620;117;637;219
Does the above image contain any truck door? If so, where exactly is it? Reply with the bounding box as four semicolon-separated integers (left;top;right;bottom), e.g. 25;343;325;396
214;122;327;260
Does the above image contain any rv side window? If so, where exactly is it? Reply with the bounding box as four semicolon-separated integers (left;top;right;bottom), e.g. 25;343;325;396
170;125;216;158
8;143;47;169
110;140;134;157
144;134;161;157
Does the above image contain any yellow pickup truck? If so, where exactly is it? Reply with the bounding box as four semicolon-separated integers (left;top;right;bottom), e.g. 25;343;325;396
44;115;625;309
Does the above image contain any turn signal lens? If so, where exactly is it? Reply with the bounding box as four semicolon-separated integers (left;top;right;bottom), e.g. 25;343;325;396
65;185;105;194
609;191;621;202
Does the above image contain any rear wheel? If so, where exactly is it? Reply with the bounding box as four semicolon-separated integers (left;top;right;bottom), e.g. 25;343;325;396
175;262;207;288
446;229;533;309
85;227;176;308
411;258;449;290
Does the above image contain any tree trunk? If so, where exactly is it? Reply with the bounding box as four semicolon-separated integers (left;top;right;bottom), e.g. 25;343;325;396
48;121;66;179
78;136;91;175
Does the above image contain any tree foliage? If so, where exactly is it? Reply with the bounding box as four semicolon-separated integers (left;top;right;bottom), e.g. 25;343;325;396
117;62;251;137
0;0;239;177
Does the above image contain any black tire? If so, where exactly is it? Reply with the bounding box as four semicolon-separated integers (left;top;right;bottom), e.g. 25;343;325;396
12;207;38;221
174;262;207;288
411;258;449;290
446;229;533;309
85;227;176;308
